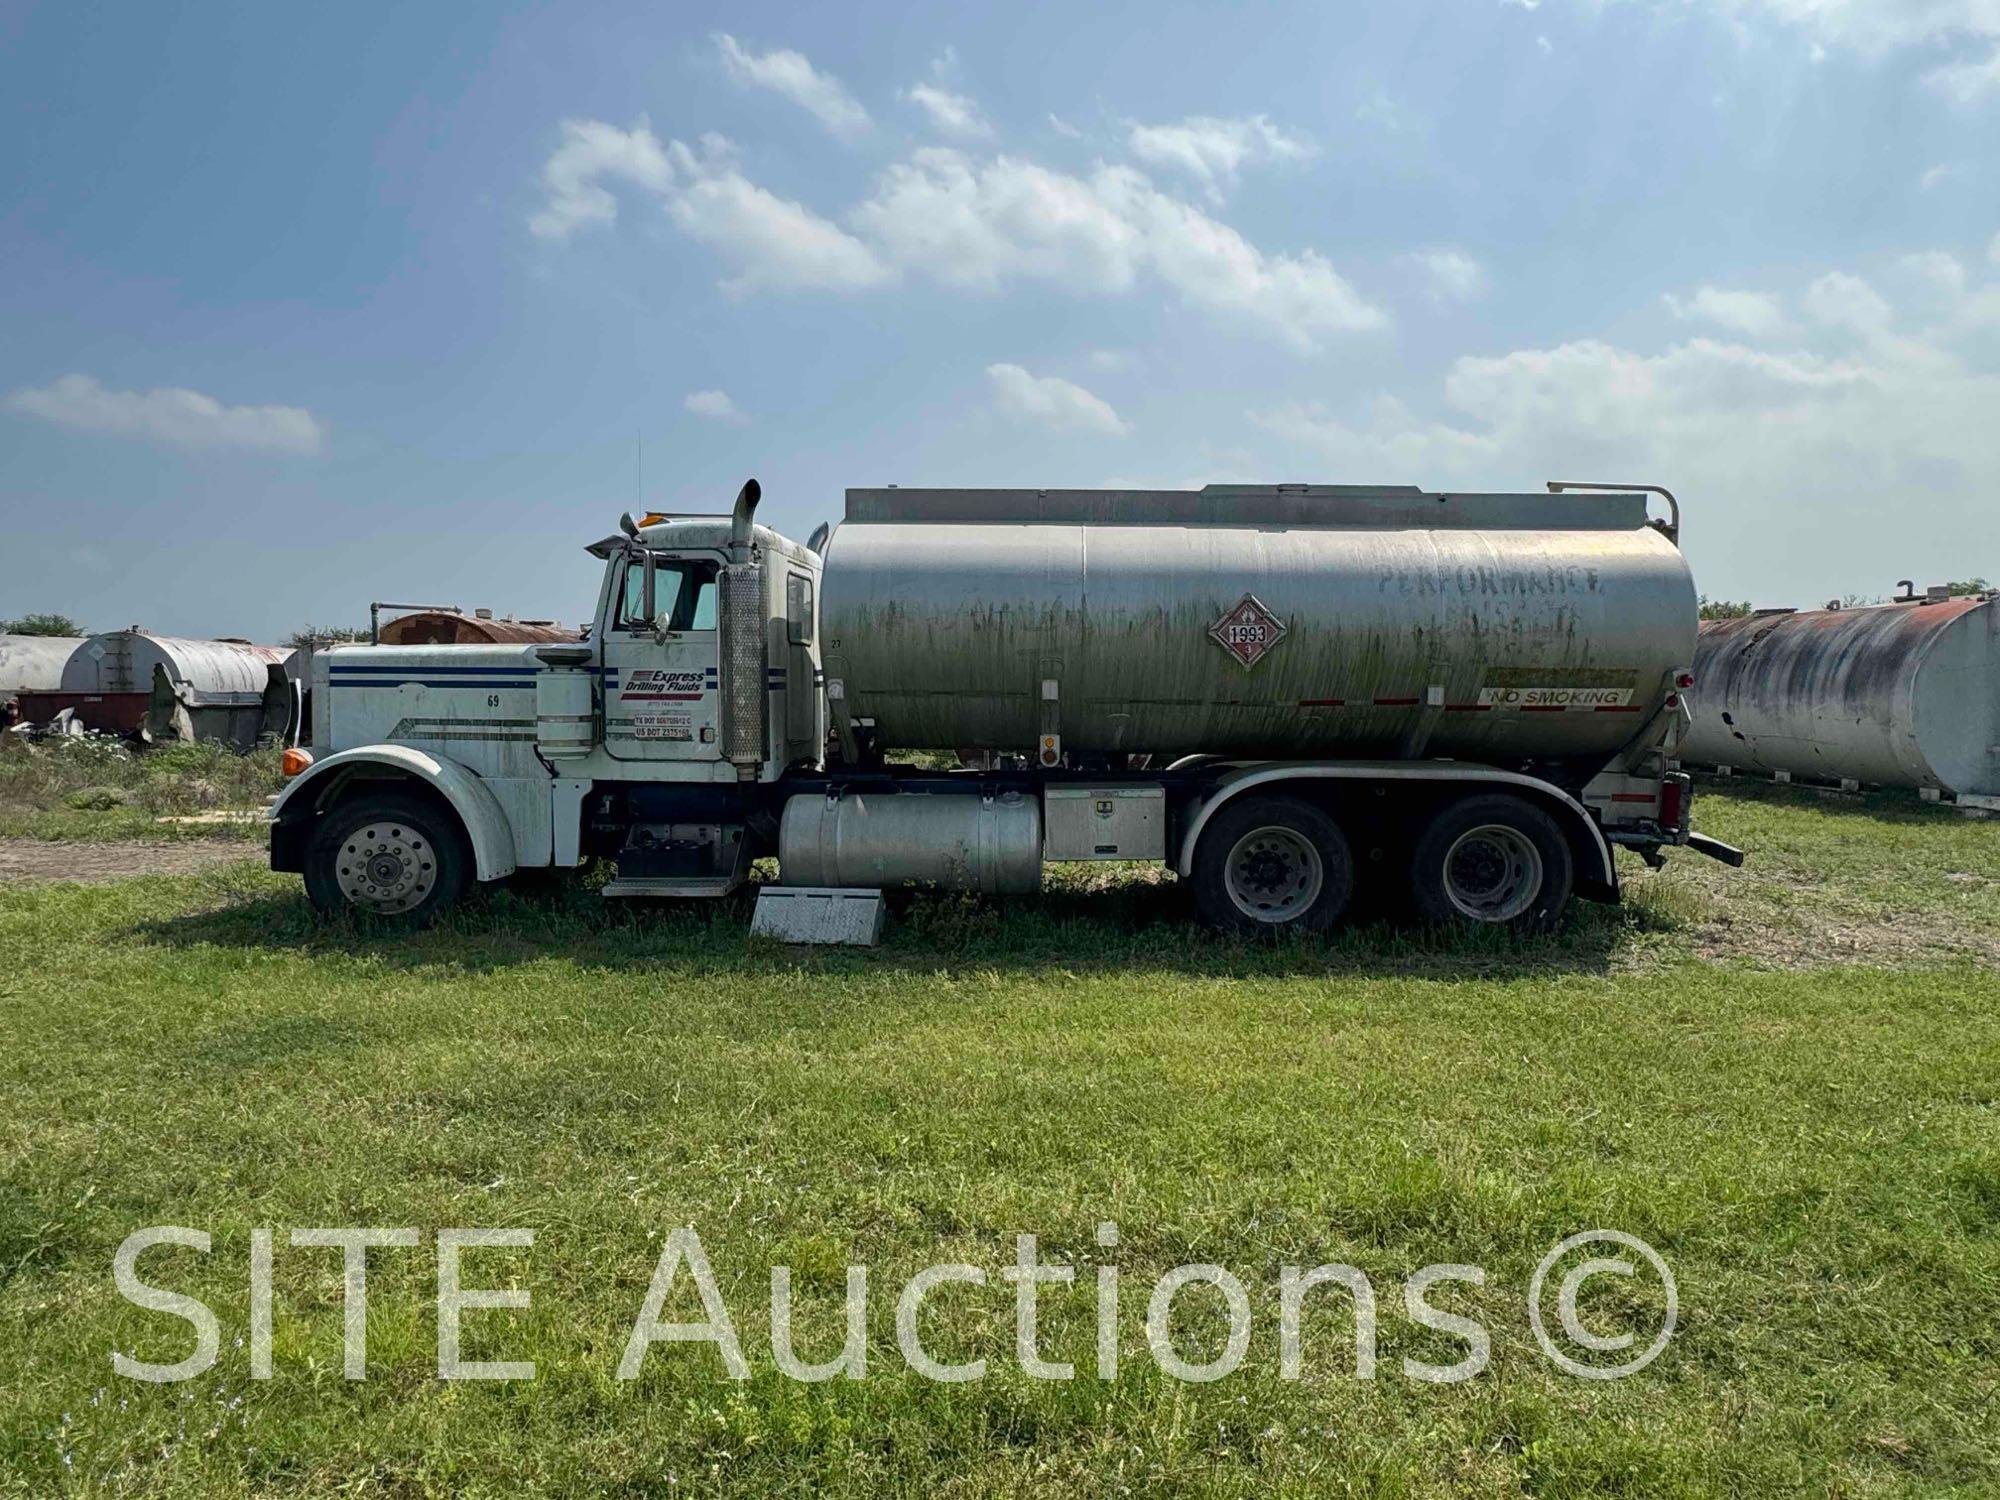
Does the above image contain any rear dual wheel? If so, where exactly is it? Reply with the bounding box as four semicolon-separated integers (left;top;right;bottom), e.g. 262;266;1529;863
1191;789;1576;937
1408;793;1573;933
1193;796;1354;935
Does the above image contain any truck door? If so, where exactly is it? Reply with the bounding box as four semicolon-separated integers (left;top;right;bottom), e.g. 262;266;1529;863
601;550;723;764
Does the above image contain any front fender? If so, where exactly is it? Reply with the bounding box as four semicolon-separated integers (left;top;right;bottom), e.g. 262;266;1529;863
268;745;519;881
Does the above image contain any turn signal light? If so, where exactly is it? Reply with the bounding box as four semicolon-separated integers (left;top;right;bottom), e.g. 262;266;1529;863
281;747;315;778
1676;672;1696;689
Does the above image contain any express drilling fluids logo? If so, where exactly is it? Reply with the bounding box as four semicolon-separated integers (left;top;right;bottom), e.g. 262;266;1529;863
619;669;707;701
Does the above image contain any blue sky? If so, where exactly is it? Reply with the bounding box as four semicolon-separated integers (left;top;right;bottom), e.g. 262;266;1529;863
3;0;1996;641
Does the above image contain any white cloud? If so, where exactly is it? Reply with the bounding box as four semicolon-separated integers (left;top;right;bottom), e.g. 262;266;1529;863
663;137;892;293
1991;231;2000;266
986;363;1129;435
1897;250;1967;300
1089;349;1134;370
1664;284;1786;338
1125;114;1313;200
6;373;324;454
1698;0;2000;56
1408;247;1488;304
1248;258;2000;595
1687;1;2000;99
530;122;892;293
684;389;747;424
1927;45;2000;101
529;117;673;240
1537;34;1555;52
533;122;1381;349
906;83;991;139
713;34;869;139
1802;270;1892;336
849;149;1384;350
1048;113;1085;140
1919;162;1961;191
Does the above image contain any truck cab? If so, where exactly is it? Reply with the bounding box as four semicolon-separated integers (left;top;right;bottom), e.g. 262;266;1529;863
272;482;821;915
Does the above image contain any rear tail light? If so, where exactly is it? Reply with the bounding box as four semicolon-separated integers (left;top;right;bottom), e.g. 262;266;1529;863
1659;773;1690;833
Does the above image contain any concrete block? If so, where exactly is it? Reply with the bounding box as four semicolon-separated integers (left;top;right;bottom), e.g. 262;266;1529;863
751;886;886;946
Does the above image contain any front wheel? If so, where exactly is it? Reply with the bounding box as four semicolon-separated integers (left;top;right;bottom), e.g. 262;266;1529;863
1408;793;1573;932
1192;796;1354;935
303;793;471;924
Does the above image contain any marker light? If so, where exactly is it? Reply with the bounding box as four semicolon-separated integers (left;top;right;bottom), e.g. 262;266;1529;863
281;747;314;778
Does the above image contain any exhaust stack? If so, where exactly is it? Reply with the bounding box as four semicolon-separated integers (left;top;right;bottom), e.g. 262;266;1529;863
722;477;766;781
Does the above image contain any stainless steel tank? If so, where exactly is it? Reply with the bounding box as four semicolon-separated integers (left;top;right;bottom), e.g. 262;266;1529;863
819;486;1696;760
0;635;84;698
1683;594;1999;795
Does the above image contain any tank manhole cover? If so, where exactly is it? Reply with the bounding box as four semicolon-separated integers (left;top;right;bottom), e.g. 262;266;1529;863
1210;594;1288;669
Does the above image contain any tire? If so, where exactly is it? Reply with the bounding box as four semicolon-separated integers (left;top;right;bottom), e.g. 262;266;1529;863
303;793;471;925
1408;793;1573;932
1192;795;1354;935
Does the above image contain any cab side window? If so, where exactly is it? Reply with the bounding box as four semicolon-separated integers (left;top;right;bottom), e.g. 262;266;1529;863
617;558;720;632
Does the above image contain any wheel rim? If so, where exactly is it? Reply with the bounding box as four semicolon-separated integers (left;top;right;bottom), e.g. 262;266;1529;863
1442;823;1544;923
334;821;436;914
1223;824;1323;924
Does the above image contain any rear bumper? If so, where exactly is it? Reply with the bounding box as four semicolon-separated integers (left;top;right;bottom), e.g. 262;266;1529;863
1686;831;1746;867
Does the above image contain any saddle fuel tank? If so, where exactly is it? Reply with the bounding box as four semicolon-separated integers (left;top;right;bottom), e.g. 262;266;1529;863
818;485;1696;761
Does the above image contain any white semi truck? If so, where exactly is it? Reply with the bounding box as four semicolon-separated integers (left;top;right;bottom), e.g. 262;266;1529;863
270;480;1741;933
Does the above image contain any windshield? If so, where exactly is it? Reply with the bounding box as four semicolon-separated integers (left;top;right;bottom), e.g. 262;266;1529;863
617;557;719;632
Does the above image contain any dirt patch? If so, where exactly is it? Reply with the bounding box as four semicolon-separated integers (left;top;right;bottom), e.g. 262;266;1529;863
0;839;265;885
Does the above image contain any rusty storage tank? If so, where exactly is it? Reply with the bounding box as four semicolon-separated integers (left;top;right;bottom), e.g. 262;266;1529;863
820;484;1697;762
1;634;85;701
1683;591;2000;803
36;630;292;746
376;611;579;645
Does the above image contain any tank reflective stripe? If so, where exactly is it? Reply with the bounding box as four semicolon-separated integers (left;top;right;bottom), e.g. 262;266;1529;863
1292;698;1631;714
329;664;540;675
331;679;535;689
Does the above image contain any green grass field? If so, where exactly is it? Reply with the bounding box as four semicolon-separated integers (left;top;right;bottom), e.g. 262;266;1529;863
2;781;1996;1496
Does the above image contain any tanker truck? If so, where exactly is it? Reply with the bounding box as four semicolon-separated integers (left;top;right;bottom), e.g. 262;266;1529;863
269;479;1742;935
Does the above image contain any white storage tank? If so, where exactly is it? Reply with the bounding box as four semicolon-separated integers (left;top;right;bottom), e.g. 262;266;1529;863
0;634;84;700
59;630;293;748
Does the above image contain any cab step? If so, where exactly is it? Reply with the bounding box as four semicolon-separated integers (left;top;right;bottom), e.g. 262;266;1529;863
601;874;744;899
